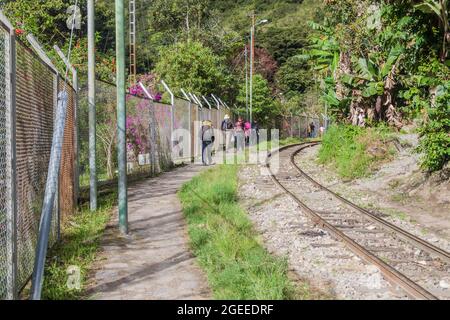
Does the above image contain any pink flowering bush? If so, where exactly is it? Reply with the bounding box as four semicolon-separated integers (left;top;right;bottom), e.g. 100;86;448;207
128;73;162;101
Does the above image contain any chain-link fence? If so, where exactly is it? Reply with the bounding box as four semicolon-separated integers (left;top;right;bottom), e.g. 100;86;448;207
77;80;233;192
0;16;12;300
282;114;331;139
0;14;77;299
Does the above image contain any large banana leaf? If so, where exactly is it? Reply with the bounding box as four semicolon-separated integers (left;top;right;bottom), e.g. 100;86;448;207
415;1;443;21
362;81;384;97
381;45;404;77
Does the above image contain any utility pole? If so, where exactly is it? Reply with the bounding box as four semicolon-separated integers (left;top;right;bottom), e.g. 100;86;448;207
245;45;249;120
88;0;97;211
129;0;136;85
249;14;268;125
250;12;255;125
116;0;128;234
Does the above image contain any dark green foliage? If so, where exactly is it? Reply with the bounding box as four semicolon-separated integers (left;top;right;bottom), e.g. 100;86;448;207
154;41;230;96
236;74;278;125
276;55;312;98
306;0;449;172
418;82;450;172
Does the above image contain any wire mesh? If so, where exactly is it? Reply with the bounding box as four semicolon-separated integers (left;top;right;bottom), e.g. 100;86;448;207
190;103;199;160
153;102;173;170
78;80;117;185
173;98;190;162
200;108;209;122
299;116;309;138
58;79;76;221
0;22;11;300
211;108;218;129
14;41;59;289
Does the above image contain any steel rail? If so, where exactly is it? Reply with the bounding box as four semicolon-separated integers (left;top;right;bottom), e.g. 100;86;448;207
290;144;450;264
266;143;439;300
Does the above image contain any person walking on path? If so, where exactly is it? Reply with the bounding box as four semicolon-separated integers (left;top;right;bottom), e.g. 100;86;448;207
234;117;245;151
319;125;325;138
244;120;251;145
221;114;234;152
252;119;260;145
200;120;215;166
309;122;316;138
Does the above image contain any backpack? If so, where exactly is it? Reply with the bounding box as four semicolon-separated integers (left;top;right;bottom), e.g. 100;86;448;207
221;120;228;131
202;126;214;142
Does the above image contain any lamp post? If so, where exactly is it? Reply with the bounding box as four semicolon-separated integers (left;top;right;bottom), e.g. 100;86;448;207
116;0;128;234
88;0;97;212
245;45;248;120
249;15;268;125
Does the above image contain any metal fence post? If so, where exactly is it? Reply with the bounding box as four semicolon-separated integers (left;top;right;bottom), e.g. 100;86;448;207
88;0;97;212
30;91;69;300
116;0;128;235
161;80;174;156
56;75;61;241
181;89;192;162
53;45;79;207
6;15;18;300
10;27;17;301
73;69;79;206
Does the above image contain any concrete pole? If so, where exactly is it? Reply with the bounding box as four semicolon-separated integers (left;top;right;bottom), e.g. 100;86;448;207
245;45;248;120
250;13;255;125
116;0;128;234
88;0;97;211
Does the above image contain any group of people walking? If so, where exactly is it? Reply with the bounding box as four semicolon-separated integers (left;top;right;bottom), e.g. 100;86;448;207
200;115;260;166
221;115;259;151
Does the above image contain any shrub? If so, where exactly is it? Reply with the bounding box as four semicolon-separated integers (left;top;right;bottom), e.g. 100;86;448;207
318;125;395;179
418;83;450;172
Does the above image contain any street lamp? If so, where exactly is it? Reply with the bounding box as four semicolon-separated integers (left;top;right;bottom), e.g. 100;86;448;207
249;16;269;125
257;19;269;26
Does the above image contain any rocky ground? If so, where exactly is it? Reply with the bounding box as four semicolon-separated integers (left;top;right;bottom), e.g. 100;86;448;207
238;138;450;300
239;165;408;300
296;139;450;246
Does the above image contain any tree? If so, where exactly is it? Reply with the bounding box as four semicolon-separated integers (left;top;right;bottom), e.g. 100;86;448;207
237;74;278;126
418;81;450;171
154;41;229;96
275;55;312;98
415;0;449;62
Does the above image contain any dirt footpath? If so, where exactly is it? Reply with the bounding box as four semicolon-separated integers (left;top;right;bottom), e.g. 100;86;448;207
86;165;211;300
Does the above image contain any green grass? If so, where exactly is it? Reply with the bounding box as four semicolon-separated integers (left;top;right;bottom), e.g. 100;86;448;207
384;208;409;221
79;172;111;188
37;193;116;300
318;125;396;179
179;165;316;300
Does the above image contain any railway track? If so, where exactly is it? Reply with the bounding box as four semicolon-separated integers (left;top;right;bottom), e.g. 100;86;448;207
266;143;450;300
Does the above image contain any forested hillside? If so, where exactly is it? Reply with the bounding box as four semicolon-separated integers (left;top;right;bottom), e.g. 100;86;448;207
1;0;448;172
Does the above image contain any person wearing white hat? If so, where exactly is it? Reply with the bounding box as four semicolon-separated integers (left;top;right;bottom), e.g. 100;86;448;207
201;120;215;166
221;114;234;152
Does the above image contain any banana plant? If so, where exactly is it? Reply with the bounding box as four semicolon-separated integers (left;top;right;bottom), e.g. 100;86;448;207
304;22;345;116
415;0;449;62
350;45;404;98
339;45;404;127
305;22;340;75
